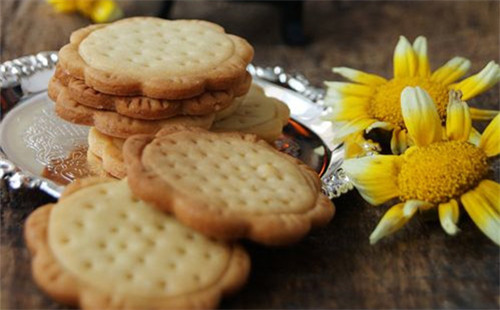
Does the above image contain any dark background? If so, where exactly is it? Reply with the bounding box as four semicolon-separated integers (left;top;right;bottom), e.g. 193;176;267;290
1;1;499;309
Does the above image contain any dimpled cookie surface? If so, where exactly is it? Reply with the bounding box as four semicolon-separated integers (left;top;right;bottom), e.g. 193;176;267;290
141;132;316;214
48;180;231;297
79;19;236;80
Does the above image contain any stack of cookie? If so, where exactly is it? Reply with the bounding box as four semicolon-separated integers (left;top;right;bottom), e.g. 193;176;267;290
48;17;290;178
25;18;331;309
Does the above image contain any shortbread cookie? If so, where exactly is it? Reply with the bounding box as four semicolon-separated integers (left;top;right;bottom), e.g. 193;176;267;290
214;95;244;121
58;17;254;99
50;80;214;138
86;150;115;178
124;128;335;245
212;85;290;142
62;73;251;120
24;178;250;309
88;127;126;178
54;65;72;86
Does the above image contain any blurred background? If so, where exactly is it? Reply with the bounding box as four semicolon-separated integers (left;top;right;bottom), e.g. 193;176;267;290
1;0;499;89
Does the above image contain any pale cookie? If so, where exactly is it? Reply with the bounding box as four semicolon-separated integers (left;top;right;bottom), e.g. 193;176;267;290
88;127;126;179
62;73;251;120
49;79;214;138
58;17;254;99
212;85;290;142
124;128;335;246
86;150;116;178
24;178;250;309
214;95;245;122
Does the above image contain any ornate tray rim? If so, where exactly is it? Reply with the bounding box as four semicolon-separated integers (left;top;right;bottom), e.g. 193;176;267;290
0;51;352;199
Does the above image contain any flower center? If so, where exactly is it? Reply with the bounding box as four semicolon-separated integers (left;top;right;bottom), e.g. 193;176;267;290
370;77;449;127
398;141;489;204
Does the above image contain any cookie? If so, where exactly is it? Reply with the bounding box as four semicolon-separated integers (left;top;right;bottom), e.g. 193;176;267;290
124;128;334;245
86;150;116;178
212;85;290;142
214;94;245;121
58;17;254;99
24;178;250;309
63;73;251;120
88;127;126;179
54;65;72;86
49;79;215;138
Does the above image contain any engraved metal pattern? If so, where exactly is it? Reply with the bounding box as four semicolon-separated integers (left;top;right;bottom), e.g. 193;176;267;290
321;167;353;199
1;52;352;199
23;105;89;183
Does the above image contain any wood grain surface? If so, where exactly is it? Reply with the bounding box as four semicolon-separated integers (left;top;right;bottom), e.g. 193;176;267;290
1;1;499;309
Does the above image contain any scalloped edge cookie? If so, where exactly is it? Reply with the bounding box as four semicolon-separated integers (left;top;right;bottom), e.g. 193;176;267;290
49;77;214;138
123;127;335;246
57;17;254;99
52;69;252;120
88;127;126;179
24;178;250;310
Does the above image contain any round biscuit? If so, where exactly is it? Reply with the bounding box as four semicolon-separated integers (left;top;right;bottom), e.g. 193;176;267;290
58;17;254;99
29;178;251;308
124;128;335;245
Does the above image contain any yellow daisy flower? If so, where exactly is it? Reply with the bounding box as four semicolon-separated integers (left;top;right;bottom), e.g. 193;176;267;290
325;35;500;154
343;86;500;245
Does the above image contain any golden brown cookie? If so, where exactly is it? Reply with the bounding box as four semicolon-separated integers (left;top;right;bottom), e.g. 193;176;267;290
24;178;250;309
57;17;254;99
53;65;72;86
49;78;214;138
124;128;335;246
63;73;251;120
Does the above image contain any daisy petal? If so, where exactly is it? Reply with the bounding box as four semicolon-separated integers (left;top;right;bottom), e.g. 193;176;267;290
332;67;387;86
333;117;378;142
468;127;482;146
446;90;471;141
474;180;500;213
390;127;409;154
431;57;471;85
401;87;442;146
452;61;500;101
365;121;394;133
325;81;374;98
326;96;371;122
413;36;430;77
461;183;500;245
394;36;418;78
438;199;460;235
469;107;499;121
403;199;433;215
369;200;422;244
479;114;500;157
342;155;401;206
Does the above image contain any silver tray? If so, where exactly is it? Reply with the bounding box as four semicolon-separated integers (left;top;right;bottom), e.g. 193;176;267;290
0;52;352;199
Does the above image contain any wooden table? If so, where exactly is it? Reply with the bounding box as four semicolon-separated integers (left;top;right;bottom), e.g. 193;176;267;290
1;1;499;309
